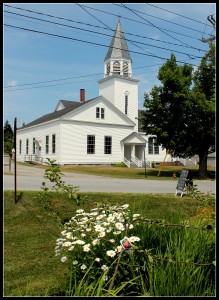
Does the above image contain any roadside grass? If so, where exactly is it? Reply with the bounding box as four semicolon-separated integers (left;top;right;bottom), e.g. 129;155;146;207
4;190;215;296
7;162;216;180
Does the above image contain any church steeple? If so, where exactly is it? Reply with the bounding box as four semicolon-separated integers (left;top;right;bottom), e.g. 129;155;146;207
104;19;132;78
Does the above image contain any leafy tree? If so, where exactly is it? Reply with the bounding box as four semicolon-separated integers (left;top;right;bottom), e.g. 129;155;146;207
140;45;215;179
4;120;14;154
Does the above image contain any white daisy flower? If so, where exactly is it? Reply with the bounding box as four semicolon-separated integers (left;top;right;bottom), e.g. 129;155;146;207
68;245;75;251
133;214;141;219
76;209;84;214
61;256;67;262
83;244;91;252
72;260;78;265
115;222;125;231
73;240;85;245
109;239;115;243
66;232;73;239
116;245;123;252
121;204;129;209
92;239;99;246
107;215;115;222
94;225;105;232
101;264;109;271
95;257;101;262
98;231;106;238
62;241;72;247
129;224;134;229
129;236;140;242
106;250;116;257
113;231;121;235
80;264;87;270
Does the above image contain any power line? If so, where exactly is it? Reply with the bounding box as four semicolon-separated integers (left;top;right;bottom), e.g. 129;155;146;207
5;23;203;65
4;4;207;54
3;64;160;91
146;3;215;27
74;3;205;41
114;3;208;34
75;3;201;60
120;3;193;49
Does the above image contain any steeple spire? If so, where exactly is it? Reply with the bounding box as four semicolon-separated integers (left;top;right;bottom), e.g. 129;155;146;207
104;19;131;62
104;19;132;78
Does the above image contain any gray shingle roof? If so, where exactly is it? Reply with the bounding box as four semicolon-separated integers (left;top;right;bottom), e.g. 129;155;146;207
104;19;131;62
18;99;93;129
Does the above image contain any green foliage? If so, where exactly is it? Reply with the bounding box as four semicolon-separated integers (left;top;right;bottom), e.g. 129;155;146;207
55;199;215;296
112;162;127;167
4;120;14;154
140;45;215;179
4;190;215;296
41;158;84;206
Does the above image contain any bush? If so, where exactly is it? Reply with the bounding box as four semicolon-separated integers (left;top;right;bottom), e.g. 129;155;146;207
112;162;127;168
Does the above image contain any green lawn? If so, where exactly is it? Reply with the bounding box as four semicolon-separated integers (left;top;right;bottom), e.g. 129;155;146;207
11;162;216;180
4;190;215;296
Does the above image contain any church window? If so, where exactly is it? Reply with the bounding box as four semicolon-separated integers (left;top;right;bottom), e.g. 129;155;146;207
123;62;128;76
45;135;49;154
19;140;22;154
101;108;105;119
113;61;120;74
96;107;105;119
52;134;56;154
104;136;112;154
96;107;100;118
154;138;159;154
87;135;95;154
148;137;159;154
26;139;29;154
125;95;128;115
33;138;36;154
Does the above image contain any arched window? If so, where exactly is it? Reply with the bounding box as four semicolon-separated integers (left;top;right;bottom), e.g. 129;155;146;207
106;63;110;76
113;61;120;74
124;91;129;115
123;61;128;76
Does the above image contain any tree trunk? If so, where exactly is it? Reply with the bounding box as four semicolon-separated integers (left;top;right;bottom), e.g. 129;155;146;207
198;151;208;179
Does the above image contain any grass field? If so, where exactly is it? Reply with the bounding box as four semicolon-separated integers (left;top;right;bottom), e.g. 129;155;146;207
7;161;216;180
3;189;215;296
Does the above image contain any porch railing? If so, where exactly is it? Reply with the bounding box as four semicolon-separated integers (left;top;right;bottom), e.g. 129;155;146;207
131;156;142;167
24;155;43;164
123;157;130;168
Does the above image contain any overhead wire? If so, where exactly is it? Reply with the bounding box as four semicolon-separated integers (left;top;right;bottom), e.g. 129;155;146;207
73;3;205;41
4;3;208;46
146;3;214;27
120;3;193;50
114;3;208;34
3;4;213;93
5;23;204;65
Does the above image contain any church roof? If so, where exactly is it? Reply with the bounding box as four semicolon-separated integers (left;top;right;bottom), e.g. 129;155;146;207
18;99;92;129
104;19;131;62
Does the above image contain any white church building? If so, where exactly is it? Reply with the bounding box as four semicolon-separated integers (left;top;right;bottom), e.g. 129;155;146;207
16;19;174;168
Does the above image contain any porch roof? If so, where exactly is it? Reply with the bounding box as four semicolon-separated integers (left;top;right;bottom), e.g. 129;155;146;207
121;132;147;144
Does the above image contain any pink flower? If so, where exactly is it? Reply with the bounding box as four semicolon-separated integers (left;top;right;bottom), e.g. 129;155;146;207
123;240;130;248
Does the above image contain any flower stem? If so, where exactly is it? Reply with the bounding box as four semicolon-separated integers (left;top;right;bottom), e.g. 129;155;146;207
109;250;124;290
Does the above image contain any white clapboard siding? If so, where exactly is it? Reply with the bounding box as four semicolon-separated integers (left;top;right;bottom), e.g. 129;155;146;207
16;121;60;163
59;121;134;164
99;76;139;131
62;97;134;127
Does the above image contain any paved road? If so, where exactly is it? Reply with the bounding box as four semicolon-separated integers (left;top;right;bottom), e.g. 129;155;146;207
3;163;216;194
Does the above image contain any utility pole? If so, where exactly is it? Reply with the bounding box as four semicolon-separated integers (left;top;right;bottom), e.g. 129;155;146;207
200;15;216;43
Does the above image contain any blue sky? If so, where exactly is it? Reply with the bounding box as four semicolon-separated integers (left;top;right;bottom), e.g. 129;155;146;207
3;3;216;128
